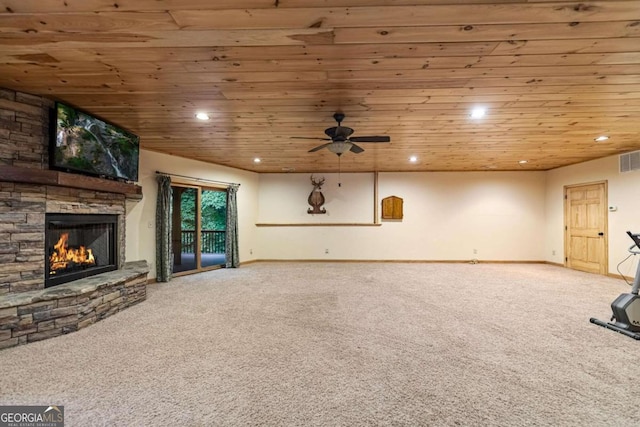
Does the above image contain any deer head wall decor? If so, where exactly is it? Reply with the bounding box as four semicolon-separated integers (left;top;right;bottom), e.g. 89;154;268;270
307;175;327;214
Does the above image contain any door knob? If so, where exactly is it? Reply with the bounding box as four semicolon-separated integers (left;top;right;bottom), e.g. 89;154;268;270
598;232;604;236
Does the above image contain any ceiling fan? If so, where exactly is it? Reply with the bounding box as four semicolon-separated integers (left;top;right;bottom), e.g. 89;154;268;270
292;113;390;156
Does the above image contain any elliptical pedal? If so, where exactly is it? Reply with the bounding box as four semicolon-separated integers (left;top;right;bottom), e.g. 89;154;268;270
590;317;640;340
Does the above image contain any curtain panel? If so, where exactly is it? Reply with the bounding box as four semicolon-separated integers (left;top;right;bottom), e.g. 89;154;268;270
156;174;172;282
225;184;240;268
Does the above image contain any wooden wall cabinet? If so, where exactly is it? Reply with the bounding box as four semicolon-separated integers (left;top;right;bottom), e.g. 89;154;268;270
381;196;403;220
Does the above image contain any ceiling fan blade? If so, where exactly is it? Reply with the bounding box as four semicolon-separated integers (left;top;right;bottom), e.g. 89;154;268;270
308;142;333;153
349;136;390;143
291;136;332;141
349;143;364;154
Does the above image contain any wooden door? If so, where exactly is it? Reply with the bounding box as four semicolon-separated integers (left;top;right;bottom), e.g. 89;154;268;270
565;182;608;275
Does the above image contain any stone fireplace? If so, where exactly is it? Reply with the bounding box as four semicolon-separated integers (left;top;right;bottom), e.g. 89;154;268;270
1;183;128;294
0;87;148;350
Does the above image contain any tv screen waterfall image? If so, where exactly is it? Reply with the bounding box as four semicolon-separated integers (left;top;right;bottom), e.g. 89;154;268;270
52;102;140;182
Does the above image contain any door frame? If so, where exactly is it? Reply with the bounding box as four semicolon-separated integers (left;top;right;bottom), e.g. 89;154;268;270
563;180;608;275
171;180;227;277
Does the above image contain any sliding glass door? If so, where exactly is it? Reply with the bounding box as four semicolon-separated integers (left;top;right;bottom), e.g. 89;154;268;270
171;186;197;273
171;184;227;275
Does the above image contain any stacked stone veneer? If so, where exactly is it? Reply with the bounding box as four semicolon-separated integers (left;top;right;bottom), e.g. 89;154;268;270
0;88;49;169
0;261;148;350
1;183;127;294
1;87;147;349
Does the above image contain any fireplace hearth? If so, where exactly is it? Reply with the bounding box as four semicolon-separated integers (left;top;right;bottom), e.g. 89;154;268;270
45;213;118;287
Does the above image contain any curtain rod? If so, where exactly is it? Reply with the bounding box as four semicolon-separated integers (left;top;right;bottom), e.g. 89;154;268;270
155;171;240;187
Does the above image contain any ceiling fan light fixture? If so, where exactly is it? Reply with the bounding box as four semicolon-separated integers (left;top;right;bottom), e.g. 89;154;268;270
327;141;353;155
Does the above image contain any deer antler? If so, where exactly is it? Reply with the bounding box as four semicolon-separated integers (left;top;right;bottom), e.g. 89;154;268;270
310;175;325;187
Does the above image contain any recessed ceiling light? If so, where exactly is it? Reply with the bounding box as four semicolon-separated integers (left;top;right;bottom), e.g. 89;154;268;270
253;158;261;163
519;160;528;164
409;156;418;163
470;107;486;119
594;135;609;142
195;112;210;120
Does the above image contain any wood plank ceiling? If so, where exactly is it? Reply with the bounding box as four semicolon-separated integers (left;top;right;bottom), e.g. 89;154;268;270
0;1;639;173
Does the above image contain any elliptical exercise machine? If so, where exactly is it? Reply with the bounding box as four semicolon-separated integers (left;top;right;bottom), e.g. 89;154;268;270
590;231;640;340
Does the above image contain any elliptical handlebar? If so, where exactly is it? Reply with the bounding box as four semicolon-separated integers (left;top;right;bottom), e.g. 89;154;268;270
626;231;640;255
625;232;640;295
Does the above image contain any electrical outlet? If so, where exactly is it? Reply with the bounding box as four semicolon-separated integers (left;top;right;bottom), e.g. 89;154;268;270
473;249;478;255
147;221;153;229
325;249;329;254
552;250;556;256
250;249;253;255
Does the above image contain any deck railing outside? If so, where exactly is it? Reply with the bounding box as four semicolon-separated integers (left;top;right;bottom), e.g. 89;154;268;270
181;230;226;254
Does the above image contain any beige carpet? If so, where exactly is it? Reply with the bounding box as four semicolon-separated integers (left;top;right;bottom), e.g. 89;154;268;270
1;262;639;426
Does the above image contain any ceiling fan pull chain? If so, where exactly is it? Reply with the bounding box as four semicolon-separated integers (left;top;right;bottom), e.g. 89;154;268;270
338;155;342;187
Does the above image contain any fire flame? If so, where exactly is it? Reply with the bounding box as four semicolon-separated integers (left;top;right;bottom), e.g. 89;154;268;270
49;233;95;275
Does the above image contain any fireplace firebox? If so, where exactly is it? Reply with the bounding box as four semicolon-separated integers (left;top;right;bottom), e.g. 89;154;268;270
45;213;118;288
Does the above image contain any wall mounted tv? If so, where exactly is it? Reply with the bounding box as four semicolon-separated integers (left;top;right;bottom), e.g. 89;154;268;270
50;102;140;182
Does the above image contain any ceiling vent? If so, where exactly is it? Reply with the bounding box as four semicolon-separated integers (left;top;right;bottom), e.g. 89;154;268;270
620;150;640;173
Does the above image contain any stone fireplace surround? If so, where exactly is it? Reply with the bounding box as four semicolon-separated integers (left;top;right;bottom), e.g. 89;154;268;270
0;87;148;350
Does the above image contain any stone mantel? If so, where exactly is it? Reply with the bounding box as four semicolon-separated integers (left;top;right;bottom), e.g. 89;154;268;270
0;165;142;200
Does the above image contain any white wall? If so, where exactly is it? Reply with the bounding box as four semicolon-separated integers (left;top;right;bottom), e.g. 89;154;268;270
125;150;259;279
545;154;640;277
125;150;639;277
256;171;546;261
258;173;375;223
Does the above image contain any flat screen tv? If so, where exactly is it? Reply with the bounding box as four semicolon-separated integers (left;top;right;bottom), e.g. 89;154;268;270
50;102;140;182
